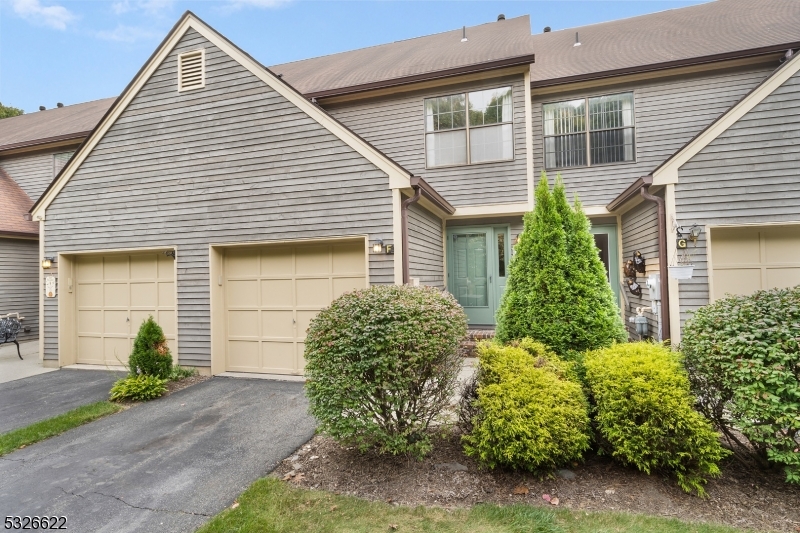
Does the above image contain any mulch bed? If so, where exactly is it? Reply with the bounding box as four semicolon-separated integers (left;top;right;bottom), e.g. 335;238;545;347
273;432;800;533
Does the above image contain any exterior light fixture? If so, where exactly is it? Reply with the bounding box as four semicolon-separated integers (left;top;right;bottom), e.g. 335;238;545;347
372;240;384;253
688;225;702;242
41;257;55;269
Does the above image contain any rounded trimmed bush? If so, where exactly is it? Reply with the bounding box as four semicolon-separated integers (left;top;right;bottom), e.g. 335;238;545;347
128;316;172;379
681;286;800;484
304;285;467;458
463;343;591;472
584;342;729;496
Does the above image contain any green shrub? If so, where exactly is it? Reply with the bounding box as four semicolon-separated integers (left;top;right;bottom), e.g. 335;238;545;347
110;375;167;402
304;285;467;458
584;343;729;496
681;286;800;484
169;365;198;381
463;343;591;472
496;175;626;359
128;316;172;379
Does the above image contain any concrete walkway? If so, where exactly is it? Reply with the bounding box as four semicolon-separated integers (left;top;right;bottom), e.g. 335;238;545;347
0;377;316;533
0;369;121;434
0;341;55;384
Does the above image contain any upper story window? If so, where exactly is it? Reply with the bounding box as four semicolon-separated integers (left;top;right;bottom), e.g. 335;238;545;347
543;92;635;170
425;86;513;168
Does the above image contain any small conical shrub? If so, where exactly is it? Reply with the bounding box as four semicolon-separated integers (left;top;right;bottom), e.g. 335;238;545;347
128;316;172;379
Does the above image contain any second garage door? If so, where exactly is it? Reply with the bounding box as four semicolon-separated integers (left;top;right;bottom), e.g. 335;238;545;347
224;240;367;375
710;225;800;301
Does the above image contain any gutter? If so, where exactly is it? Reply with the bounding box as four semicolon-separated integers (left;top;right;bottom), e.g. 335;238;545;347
0;132;88;156
401;177;455;284
639;176;671;341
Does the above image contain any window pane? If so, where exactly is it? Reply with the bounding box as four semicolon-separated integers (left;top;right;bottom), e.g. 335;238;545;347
589;93;634;130
497;232;506;278
468;86;512;126
470;124;513;163
425;94;466;132
545;133;586;168
426;130;467;167
543;99;585;136
590;127;635;165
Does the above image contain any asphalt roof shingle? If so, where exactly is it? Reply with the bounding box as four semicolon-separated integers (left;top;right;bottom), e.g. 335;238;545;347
0;168;38;237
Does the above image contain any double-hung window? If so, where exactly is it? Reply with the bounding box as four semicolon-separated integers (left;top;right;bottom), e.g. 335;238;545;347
425;86;513;168
543;92;635;169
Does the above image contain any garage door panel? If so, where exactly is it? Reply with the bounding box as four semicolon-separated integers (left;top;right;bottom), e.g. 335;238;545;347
764;227;800;263
103;256;129;280
77;310;102;334
103;311;130;335
104;337;131;365
158;282;175;307
262;310;294;338
77;337;104;364
77;283;103;307
77;256;103;280
260;247;293;276
130;254;158;278
766;267;800;289
227;280;259;307
296;342;306;372
131;282;157;307
157;254;174;278
130;310;156;331
295;310;318;338
227;340;260;370
295;246;330;275
228;310;260;338
104;283;129;307
157;310;176;337
296;278;331;307
260;279;293;307
332;242;366;274
333;277;366;298
713;228;760;266
261;342;295;373
226;249;260;276
713;268;762;299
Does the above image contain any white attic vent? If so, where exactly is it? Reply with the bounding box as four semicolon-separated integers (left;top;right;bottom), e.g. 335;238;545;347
178;49;205;91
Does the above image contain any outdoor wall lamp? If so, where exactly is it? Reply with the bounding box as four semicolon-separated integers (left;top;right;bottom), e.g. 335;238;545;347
41;257;55;269
373;239;384;253
688;224;702;243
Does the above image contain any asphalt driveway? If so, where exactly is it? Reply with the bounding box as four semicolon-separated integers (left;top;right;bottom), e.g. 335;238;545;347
0;369;121;434
0;377;316;533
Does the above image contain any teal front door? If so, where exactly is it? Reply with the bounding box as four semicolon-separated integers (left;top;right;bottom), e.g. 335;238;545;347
590;224;621;307
447;226;510;325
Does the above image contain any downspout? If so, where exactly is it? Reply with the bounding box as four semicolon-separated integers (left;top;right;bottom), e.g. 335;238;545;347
640;184;671;341
401;184;422;285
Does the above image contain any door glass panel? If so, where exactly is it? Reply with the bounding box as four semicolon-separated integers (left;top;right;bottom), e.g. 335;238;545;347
497;232;506;277
593;233;610;281
452;233;488;307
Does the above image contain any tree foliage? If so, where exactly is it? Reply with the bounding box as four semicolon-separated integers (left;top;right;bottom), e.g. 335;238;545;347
0;103;24;119
496;174;626;358
128;316;173;379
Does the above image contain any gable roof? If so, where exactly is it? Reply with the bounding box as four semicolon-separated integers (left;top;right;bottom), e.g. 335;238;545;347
529;0;800;88
0;98;116;154
31;11;419;219
0;168;38;237
271;15;537;98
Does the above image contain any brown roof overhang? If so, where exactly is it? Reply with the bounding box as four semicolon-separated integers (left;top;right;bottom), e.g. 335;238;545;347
411;176;455;215
307;53;536;100
530;42;799;90
0;131;89;155
606;175;653;213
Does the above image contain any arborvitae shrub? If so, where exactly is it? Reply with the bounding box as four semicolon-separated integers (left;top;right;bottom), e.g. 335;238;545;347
681;286;800;484
496;174;626;360
584;342;729;496
463;342;591;472
128;316;173;379
304;285;467;458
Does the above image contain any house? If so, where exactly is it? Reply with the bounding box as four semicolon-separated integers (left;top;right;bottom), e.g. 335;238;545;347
26;0;800;376
0;99;114;346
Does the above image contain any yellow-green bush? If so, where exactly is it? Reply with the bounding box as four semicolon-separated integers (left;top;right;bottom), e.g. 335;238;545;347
463;342;591;472
584;343;729;496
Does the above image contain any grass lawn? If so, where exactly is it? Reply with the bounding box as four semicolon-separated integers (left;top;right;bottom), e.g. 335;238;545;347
198;478;750;533
0;401;123;456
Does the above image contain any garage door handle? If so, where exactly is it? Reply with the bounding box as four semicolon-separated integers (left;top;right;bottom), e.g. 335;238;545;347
126;317;130;322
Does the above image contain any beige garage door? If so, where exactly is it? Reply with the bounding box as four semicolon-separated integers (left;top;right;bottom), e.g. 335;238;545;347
224;240;366;375
75;253;176;365
711;225;800;301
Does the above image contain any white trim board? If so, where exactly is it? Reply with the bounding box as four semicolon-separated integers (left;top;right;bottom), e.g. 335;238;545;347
652;51;800;186
31;11;413;220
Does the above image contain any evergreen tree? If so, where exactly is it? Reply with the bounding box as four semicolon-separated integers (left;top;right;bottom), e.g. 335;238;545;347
0;103;23;119
496;175;571;352
497;173;626;358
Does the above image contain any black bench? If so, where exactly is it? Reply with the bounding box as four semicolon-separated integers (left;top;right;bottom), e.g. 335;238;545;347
0;314;24;360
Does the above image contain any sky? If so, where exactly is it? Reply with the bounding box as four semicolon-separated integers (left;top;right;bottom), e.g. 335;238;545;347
0;0;710;113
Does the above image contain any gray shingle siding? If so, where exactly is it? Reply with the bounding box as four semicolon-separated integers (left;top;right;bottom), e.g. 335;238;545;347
675;64;800;326
42;29;395;366
532;63;775;206
407;203;443;288
0;150;65;201
620;200;660;338
325;74;529;207
0;237;39;342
